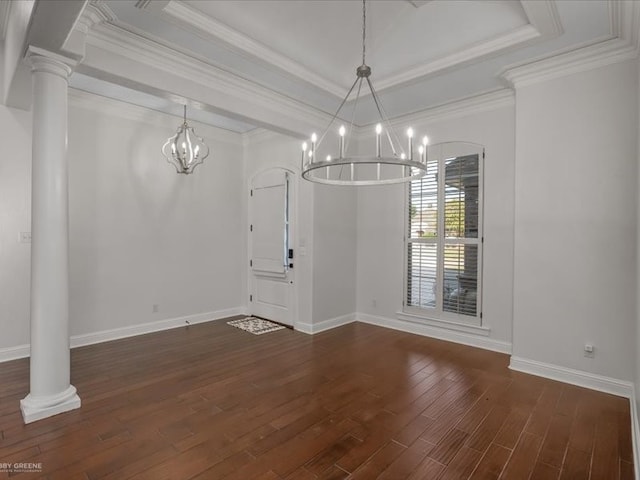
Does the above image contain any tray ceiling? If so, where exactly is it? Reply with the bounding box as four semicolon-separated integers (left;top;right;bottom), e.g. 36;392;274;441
68;0;616;133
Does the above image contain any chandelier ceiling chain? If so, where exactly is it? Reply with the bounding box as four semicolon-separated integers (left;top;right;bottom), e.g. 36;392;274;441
361;0;366;65
300;0;429;186
162;104;210;175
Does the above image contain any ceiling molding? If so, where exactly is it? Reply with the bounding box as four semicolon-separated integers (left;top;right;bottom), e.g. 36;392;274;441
375;0;562;92
244;88;516;146
611;0;640;54
83;22;334;136
375;24;540;92
68;87;243;144
500;37;636;89
364;88;515;133
520;0;563;37
76;2;116;34
500;1;639;90
161;0;345;98
160;0;562;98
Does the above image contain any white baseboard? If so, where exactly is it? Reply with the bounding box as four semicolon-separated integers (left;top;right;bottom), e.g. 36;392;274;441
630;388;640;480
356;313;512;354
296;313;356;335
509;356;634;398
0;344;31;363
70;307;247;348
0;307;247;363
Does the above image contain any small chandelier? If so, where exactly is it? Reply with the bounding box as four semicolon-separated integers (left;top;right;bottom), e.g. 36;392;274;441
162;105;209;174
301;0;428;186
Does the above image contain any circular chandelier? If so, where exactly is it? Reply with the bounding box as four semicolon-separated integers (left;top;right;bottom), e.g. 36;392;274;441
301;0;428;186
162;105;209;174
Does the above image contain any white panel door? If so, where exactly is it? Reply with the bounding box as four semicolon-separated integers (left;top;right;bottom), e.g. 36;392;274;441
250;169;293;325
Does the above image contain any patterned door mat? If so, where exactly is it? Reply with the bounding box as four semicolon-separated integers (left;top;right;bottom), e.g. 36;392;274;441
227;317;286;335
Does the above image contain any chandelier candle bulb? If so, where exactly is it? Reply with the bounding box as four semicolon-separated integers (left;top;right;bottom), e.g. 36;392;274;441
339;125;346;158
301;142;307;163
375;123;382;157
407;128;414;160
311;133;317;162
418;145;424;162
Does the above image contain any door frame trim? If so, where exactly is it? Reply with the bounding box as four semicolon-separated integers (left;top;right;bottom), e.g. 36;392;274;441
248;167;298;328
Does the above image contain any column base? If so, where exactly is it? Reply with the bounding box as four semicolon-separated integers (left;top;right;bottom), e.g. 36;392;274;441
20;385;81;424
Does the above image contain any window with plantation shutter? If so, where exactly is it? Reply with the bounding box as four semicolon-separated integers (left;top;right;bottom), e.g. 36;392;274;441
405;142;483;324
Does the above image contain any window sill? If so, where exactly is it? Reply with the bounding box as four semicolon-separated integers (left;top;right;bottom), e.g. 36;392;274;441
396;311;491;337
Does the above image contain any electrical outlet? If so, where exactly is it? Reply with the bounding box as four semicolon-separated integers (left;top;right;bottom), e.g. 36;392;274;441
584;344;594;358
152;304;159;313
19;232;31;243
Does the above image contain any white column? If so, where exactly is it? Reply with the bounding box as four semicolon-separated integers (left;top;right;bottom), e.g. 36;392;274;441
20;49;80;424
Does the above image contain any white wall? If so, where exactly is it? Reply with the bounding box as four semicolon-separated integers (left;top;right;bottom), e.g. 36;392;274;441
312;184;357;323
356;100;516;349
67;92;246;336
512;60;638;382
0;105;32;349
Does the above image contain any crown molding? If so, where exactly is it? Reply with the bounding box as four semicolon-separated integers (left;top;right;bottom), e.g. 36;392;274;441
374;0;561;92
76;2;116;34
83;22;334;136
246;88;515;145
612;0;640;53
375;25;541;92
500;37;636;89
501;1;640;89
374;0;565;93
364;88;514;133
162;0;345;98
68;88;243;145
162;0;561;97
521;0;563;37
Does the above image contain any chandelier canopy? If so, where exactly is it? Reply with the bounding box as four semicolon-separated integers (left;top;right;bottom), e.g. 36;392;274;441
162;105;209;175
301;0;428;186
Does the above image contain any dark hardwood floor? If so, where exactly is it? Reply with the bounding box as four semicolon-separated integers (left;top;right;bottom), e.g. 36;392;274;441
0;320;634;479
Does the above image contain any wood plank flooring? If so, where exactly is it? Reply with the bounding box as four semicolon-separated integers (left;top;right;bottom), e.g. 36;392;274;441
0;320;633;479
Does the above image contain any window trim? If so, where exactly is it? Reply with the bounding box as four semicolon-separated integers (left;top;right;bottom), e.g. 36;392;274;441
402;143;485;328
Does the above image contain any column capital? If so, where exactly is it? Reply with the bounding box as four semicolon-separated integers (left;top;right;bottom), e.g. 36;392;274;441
26;46;79;80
